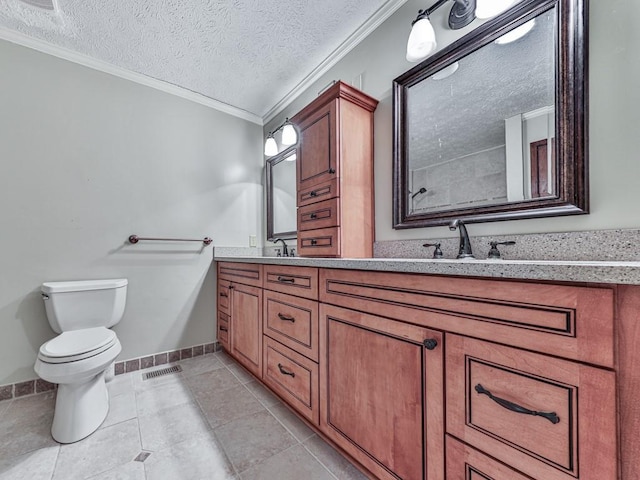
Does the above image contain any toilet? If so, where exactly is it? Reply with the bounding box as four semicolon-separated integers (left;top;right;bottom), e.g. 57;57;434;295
34;278;127;444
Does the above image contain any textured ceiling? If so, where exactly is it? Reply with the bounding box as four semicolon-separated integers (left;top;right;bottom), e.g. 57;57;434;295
0;0;397;118
408;7;556;169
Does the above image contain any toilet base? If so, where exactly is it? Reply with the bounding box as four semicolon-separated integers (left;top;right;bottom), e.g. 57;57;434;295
51;371;109;444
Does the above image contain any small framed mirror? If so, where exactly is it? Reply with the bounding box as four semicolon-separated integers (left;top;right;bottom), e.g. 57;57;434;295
266;146;297;241
393;0;588;228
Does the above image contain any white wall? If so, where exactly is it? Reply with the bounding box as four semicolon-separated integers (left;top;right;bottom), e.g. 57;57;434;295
265;0;640;241
0;39;263;384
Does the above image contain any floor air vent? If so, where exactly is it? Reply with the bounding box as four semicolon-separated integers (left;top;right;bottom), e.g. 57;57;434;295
142;365;182;380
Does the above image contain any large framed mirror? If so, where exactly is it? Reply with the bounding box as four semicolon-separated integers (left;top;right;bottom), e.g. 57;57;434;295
266;146;297;241
393;0;587;228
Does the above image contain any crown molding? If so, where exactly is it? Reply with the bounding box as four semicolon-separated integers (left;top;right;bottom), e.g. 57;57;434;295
263;0;409;124
0;27;264;125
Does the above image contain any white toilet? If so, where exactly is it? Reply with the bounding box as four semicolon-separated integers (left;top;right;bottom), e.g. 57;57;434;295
34;278;127;444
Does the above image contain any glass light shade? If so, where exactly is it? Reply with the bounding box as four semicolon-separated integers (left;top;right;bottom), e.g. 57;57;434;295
281;122;297;146
475;0;517;19
495;19;535;44
432;62;459;80
406;17;437;63
264;135;278;156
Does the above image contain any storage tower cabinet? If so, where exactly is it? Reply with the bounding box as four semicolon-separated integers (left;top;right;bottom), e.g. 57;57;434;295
292;81;378;258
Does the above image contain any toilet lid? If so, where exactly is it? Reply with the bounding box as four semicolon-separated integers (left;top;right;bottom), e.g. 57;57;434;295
39;327;117;362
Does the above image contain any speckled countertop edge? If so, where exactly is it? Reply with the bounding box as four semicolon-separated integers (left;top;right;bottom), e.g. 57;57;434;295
213;255;640;285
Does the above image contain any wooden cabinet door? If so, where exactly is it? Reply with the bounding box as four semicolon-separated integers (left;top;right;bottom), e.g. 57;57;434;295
230;283;262;379
296;99;338;192
320;303;444;480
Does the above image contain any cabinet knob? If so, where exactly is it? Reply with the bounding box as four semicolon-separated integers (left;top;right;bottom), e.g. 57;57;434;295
310;213;317;219
423;338;438;350
328;168;336;174
310;239;317;246
309;190;318;197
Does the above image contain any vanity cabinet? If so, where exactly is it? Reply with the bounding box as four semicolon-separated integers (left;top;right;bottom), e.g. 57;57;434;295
218;262;263;378
292;81;378;258
216;261;639;480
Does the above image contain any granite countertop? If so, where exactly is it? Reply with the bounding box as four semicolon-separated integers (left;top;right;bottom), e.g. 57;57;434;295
213;255;640;285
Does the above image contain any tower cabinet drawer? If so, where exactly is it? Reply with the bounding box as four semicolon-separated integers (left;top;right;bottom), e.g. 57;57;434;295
298;198;339;231
298;228;339;257
263;265;318;300
446;334;617;480
263;290;318;361
297;178;339;208
262;336;319;425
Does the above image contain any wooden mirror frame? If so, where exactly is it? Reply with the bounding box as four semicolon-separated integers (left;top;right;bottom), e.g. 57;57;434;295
393;0;588;228
266;146;298;241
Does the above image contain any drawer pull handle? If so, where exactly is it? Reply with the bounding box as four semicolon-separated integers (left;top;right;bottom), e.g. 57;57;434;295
219;326;228;332
277;276;295;283
278;313;296;323
310;213;317;219
219;292;228;298
309;190;318;197
277;364;296;378
475;384;560;424
310;239;317;245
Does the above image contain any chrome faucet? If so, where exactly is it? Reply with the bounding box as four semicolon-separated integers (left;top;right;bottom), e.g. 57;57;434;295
272;238;288;257
449;219;474;259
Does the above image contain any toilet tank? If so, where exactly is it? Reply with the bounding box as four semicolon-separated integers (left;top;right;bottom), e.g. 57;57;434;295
41;279;128;333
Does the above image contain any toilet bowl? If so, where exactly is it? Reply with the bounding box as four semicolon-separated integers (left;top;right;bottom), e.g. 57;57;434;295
34;279;127;444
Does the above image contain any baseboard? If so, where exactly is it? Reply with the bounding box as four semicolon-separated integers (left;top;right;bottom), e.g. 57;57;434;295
0;341;222;402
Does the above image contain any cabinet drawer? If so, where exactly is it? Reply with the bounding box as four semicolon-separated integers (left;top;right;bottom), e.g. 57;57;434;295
218;312;230;348
298;198;339;231
446;334;616;480
218;280;230;312
218;262;262;287
263;265;318;300
445;436;532;480
319;268;614;367
264;291;318;362
263;337;319;425
298;178;339;207
298;227;339;257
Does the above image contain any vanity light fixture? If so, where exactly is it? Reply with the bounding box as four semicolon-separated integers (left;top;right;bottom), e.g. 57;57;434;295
407;0;521;63
264;118;298;157
406;0;476;63
264;133;278;156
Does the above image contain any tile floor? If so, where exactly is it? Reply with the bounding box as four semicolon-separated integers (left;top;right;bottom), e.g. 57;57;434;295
0;351;368;480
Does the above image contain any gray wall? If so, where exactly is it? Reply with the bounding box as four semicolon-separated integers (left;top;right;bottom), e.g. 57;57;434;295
0;39;263;384
265;0;640;240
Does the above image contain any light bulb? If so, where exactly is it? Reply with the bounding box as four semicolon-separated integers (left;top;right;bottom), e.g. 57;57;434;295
264;135;278;156
495;19;535;44
406;17;437;63
475;0;516;19
281;121;297;146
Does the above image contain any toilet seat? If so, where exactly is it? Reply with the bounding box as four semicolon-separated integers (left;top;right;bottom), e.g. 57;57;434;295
38;327;117;364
